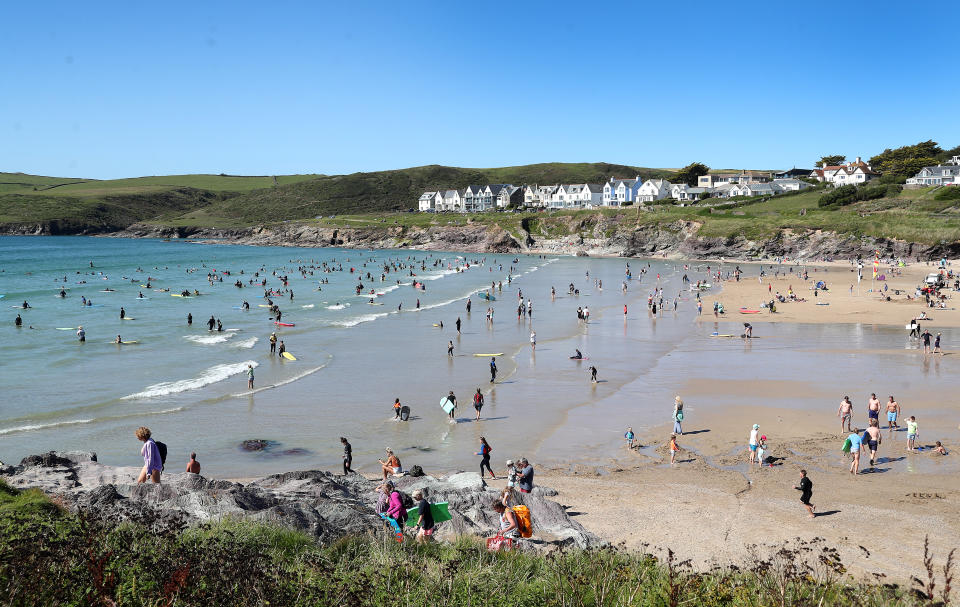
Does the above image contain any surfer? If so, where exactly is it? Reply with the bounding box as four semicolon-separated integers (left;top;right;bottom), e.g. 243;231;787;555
477;437;496;479
277;341;286;357
473;388;484;420
456;317;461;333
341;437;352;474
394;398;402;420
216;319;223;332
138;292;144;298
570;349;582;360
794;470;815;518
446;391;457;420
489;357;497;383
590;366;598;383
77;326;85;342
187;313;192;325
21;301;29;309
15;314;22;327
207;316;215;330
269;332;277;355
120;307;125;319
115;335;122;344
59;289;66;298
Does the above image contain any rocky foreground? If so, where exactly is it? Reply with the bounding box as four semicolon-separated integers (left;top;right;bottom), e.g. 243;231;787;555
0;452;599;548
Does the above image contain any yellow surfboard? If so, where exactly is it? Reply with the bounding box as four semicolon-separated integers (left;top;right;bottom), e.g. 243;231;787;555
281;351;297;361
473;353;503;357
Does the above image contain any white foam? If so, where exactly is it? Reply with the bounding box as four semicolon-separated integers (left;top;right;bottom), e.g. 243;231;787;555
0;418;94;436
232;357;332;396
301;304;315;308
419;269;458;281
326;303;350;310
232;337;258;349
329;312;387;327
185;333;234;345
123;361;257;399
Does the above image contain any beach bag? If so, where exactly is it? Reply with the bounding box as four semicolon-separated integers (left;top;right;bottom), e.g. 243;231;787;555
399;491;415;509
154;441;168;471
409;465;424;477
676;410;684;422
486;534;514;552
512;505;533;538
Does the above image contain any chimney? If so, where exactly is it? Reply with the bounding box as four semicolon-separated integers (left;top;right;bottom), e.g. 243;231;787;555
855;156;861;164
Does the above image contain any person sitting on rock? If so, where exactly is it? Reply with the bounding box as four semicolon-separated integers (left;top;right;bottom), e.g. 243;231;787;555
379;448;402;480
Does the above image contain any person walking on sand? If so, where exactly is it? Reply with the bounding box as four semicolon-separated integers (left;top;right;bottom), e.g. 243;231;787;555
922;329;932;354
135;426;162;484
490;357;497;383
794;469;815;518
886;396;900;434
186;452;201;474
341;437;352;474
749;424;760;463
670;433;681;464
838;396;853;434
624;427;635;448
906;416;919;451
530;330;536;350
865;419;882;467
473;388;484;420
477;436;496;479
673;396;684;435
846;428;863;474
456;316;461;334
867;393;881;427
246;364;254;389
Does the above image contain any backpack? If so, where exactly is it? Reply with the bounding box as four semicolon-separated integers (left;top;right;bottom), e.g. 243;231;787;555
511;505;533;538
398;491;415;509
676;410;684;422
154;440;168;471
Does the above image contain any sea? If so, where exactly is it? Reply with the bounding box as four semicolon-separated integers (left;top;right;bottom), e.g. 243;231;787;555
1;236;957;479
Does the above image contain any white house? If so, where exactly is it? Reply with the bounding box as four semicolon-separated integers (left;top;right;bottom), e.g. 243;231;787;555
729;183;782;197
441;189;463;212
567;183;604;207
906;156;960;186
771;178;811;192
602;176;643;205
462;186;484;212
698;171;772;188
537;185;558;208
811;157;878;185
523;185;542;207
671;184;711;201
418;191;443;211
636;179;673;202
710;183;738;198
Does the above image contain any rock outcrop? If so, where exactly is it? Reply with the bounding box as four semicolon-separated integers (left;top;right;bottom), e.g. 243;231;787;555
1;452;600;549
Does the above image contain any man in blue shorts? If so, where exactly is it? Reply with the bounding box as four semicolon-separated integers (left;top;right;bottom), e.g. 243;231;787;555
885;396;900;434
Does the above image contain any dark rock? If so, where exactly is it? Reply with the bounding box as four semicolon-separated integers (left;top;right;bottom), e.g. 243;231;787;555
409;465;425;477
240;439;271;451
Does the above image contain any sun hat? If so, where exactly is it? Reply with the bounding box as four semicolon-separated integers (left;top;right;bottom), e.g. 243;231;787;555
753;424;760;429
506;459;514;465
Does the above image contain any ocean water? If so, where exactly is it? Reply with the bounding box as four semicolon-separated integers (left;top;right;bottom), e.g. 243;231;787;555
2;236;958;479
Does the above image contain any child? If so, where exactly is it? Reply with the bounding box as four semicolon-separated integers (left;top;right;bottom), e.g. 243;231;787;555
393;398;402;419
934;441;947;455
670;433;681;464
906;416;919;451
590;366;598;383
756;435;767;465
624;427;635;448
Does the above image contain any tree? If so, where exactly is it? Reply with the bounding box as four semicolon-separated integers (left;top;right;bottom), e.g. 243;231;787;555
817;155;846;168
672;162;710;187
869;140;943;177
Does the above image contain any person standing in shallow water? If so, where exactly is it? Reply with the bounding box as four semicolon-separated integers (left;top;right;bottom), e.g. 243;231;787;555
490;357;497;383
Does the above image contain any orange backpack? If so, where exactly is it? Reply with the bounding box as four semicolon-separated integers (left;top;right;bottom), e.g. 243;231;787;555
512;505;533;538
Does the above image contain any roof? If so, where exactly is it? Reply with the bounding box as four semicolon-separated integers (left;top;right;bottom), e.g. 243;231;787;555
918;165;960;177
443;190;460;198
586;184;604;193
419;191;439;198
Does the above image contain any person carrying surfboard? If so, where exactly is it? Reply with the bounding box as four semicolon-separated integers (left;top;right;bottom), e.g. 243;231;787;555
393;398;402;420
444;391;457;420
412;489;434;544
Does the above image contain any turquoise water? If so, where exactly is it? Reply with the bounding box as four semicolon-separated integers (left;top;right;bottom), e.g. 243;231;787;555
3;236;957;480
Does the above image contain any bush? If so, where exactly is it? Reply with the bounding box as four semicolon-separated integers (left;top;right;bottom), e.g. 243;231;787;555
934;186;960;201
818;183;889;208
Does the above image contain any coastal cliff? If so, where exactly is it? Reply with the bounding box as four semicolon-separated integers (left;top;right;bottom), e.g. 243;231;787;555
109;216;948;260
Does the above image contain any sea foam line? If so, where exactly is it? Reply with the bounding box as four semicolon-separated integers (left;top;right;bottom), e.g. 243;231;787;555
185;333;235;345
123;361;258;400
232;356;333;397
0;407;185;436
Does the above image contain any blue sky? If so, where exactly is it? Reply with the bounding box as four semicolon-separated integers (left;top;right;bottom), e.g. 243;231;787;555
2;1;956;179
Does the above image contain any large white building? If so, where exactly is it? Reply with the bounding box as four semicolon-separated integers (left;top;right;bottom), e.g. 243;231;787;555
810;157;879;186
906;156;960;187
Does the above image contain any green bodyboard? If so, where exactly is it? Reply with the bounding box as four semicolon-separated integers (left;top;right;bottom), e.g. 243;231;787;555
406;501;452;524
842;438;851;453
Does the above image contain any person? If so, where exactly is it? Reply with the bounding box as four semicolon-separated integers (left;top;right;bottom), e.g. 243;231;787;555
673;396;684;435
867;393;880;426
277;341;286;357
749;424;760;463
838;396;853;434
490;357;497;383
115;334;123;344
906;416;918;452
446;390;457;420
375;482;390;514
15;314;22;327
77;325;85;342
590;366;598;383
571;349;583;360
864;419;882;467
933;441;947;455
490;500;519;540
846;428;862;474
624;427;635;448
743;322;753;338
246;364;254;389
505;459;518;490
670;433;681;464
135;426;162;484
447;340;454;356
885;396;900;434
187;313;192;325
392;398;402;419
207;315;216;330
216;319;223;332
934;332;943;355
517;458;534;494
477;436;496;479
529;331;536;350
384;481;407;532
624;304;628;317
756;435;768;465
186;452;201;474
456;317;461;333
380;448;402;480
269;332;277;355
922;329;932;354
473;388;484;420
341;437;352;474
412;489;434;544
794;469;815;518
120;307;126;319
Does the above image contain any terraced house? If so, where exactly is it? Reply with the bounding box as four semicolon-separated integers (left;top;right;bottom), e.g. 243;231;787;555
602;176;643;205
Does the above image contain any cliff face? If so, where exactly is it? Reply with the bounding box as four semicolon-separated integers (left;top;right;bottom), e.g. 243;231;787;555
108;218;954;261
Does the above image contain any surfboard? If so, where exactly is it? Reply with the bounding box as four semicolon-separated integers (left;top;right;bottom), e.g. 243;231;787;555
379;513;404;543
171;294;184;297
121;317;135;320
56;327;76;330
404;501;452;524
815;302;830;306
399;405;410;421
232;306;244;309
710;334;736;338
739;309;760;314
281;351;297;361
109;340;139;344
473;353;503;357
368;302;384;306
432;323;441;327
274;322;295;327
440;397;455;414
258;304;272;308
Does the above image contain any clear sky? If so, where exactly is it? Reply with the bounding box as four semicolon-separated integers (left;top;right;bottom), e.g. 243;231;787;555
2;1;956;179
